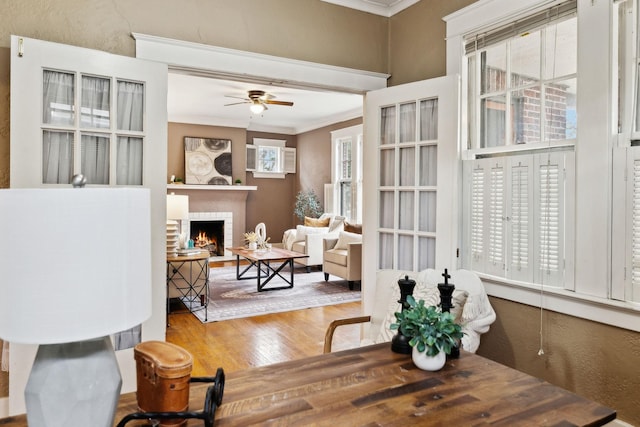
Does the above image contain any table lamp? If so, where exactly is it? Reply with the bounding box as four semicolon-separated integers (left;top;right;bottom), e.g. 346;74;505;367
166;193;189;254
0;186;152;427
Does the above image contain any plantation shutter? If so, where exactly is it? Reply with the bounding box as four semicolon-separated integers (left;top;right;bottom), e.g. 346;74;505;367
246;145;257;171
283;147;296;173
534;152;566;287
469;162;486;272
627;149;640;302
509;157;534;282
487;159;506;276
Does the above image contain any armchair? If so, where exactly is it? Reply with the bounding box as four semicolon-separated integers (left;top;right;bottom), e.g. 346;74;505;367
281;214;344;272
322;231;362;290
323;268;496;354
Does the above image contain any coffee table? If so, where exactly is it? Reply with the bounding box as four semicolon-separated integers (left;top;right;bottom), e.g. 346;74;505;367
226;246;308;292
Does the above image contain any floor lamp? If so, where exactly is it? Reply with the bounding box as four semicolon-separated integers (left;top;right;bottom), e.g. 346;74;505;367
0;187;152;427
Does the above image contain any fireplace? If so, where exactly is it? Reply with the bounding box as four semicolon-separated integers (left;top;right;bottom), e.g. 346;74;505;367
186;212;233;257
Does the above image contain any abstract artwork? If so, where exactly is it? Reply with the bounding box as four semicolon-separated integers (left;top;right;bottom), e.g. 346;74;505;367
184;137;232;185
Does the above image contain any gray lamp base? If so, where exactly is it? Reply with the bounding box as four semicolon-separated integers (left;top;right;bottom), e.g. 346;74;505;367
25;336;122;427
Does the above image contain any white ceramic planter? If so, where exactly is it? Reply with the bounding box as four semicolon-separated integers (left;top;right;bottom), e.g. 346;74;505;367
412;347;446;371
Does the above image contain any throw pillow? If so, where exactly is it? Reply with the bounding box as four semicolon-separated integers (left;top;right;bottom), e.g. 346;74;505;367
304;216;330;227
334;230;362;250
375;282;468;345
294;225;329;242
328;215;346;233
344;221;362;234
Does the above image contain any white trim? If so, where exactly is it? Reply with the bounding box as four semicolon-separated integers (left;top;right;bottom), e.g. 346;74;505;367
482;276;640;333
132;33;389;95
321;0;420;17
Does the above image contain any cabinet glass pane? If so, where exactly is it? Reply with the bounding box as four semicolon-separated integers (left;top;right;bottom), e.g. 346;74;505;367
381;106;396;145
419;191;436;232
419;145;437;186
81;133;110;185
399;191;414;230
117;136;143;185
117;80;144;131
420;99;438;140
379;232;394;269
399;147;415;186
379;191;394;228
43;70;75;126
81;76;110;129
399;102;416;143
42;130;74;184
418;236;436;270
398;235;413;271
380;149;395;186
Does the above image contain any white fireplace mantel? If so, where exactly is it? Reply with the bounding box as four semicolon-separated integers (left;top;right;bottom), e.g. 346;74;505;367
167;184;257;191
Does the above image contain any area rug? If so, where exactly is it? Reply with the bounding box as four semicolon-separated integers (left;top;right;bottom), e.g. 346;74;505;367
191;265;361;323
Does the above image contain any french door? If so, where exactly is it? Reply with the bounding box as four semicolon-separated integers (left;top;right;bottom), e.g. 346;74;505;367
362;75;459;316
8;35;167;416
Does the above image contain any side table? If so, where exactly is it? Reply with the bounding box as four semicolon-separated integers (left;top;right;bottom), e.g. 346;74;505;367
167;250;210;323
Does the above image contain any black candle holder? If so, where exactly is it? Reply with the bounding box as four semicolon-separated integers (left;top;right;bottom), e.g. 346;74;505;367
391;275;416;354
437;268;460;358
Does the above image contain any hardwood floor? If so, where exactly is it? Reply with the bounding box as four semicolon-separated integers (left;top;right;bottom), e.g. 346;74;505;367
165;263;363;376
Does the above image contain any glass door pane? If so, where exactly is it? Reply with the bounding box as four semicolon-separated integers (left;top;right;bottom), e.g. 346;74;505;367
42;130;74;184
81;76;110;129
399;102;416;143
43;70;75;126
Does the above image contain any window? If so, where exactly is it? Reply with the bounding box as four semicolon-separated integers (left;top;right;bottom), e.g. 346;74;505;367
42;70;145;185
328;125;362;222
466;2;577;150
246;138;296;178
462;1;577;288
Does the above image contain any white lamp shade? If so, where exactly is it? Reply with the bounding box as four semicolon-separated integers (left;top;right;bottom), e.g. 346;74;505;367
166;194;189;220
0;188;152;344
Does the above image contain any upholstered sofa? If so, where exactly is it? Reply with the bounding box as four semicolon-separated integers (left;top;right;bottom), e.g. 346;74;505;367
282;214;345;271
322;231;362;289
324;268;496;354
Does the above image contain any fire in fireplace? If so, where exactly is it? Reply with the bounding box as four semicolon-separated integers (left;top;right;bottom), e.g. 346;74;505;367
189;220;224;256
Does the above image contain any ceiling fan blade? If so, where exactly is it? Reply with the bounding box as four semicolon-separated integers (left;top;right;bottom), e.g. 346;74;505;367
224;101;250;106
264;100;294;106
225;95;249;101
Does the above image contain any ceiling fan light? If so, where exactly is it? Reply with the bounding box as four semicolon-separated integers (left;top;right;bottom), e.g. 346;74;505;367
250;103;265;114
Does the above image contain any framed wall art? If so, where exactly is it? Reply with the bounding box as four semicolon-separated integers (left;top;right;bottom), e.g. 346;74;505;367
184;137;232;185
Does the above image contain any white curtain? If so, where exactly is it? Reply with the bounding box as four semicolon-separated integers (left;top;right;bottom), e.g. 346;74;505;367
42;71;74;184
81;76;110;129
420;99;438;140
380;106;395;145
81;134;110;184
117;81;144;184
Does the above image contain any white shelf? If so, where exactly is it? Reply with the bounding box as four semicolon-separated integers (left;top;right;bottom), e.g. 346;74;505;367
167;184;257;191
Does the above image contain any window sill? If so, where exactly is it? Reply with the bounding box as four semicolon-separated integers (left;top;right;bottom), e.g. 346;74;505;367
478;273;640;332
251;172;286;179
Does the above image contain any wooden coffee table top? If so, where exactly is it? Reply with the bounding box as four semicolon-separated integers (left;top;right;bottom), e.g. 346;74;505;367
226;246;308;262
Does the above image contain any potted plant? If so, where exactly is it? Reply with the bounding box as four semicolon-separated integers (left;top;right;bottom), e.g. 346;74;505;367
390;295;463;371
234;178;242;185
293;189;323;222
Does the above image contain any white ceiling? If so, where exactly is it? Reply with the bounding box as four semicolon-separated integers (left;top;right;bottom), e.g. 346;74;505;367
167;0;417;135
167;73;364;135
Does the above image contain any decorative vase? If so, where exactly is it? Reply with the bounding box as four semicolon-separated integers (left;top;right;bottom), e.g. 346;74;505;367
411;347;446;371
248;242;257;250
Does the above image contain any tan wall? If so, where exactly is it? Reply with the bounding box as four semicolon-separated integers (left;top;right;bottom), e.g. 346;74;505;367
477;298;640;425
245;131;297;243
296;117;363;220
168;123;247;185
388;0;477;86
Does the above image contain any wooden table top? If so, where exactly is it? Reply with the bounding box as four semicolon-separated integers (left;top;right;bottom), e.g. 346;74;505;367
226;246;308;262
166;249;210;262
0;344;616;426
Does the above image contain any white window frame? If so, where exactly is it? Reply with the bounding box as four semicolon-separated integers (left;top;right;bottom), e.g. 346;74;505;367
446;0;640;331
329;124;363;223
246;138;296;179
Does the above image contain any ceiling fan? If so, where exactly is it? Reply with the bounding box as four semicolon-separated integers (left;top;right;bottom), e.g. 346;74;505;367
224;90;294;114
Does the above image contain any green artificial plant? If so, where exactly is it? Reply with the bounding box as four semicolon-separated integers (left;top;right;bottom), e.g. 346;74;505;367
390;295;464;357
293;189;323;222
